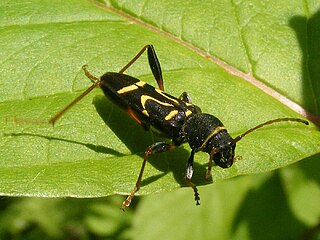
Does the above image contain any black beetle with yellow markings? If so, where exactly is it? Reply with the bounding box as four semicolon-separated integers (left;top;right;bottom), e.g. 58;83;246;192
49;45;308;210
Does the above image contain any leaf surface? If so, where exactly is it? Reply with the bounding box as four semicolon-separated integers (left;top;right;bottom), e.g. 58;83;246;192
0;0;319;198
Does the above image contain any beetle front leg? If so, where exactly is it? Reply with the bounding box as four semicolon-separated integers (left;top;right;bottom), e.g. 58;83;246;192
185;149;200;205
205;147;221;180
121;142;176;210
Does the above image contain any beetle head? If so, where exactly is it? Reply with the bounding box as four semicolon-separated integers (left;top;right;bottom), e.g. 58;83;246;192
209;117;309;169
209;135;236;169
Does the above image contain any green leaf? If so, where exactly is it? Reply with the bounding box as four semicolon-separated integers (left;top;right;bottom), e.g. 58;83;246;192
0;0;319;200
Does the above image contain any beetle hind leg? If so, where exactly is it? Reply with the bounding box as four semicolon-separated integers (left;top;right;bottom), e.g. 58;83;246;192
118;45;164;91
147;45;164;91
82;65;99;83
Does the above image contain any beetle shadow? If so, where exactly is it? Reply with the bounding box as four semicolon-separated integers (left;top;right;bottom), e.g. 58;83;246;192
289;9;320;126
4;132;125;157
92;94;211;188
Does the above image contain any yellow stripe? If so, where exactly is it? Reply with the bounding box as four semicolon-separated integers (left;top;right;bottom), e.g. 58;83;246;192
141;95;174;109
117;84;138;94
135;80;146;87
155;89;179;105
185;110;193;117
199;126;226;150
165;110;179;120
117;80;146;94
142;110;149;117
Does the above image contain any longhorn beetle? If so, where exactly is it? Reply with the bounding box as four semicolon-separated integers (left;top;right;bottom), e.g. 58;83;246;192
49;45;308;210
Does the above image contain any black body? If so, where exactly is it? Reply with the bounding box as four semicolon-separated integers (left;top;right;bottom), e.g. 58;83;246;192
100;72;235;169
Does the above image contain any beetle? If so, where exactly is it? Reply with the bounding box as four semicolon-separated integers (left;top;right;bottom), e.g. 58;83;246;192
49;45;308;210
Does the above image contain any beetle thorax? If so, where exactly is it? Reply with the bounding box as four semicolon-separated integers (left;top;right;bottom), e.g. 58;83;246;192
182;113;226;150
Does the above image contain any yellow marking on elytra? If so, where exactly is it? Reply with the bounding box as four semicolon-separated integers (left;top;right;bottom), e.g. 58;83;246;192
140;95;174;110
135;80;146;87
117;85;138;94
199;126;226;150
142;110;149;117
117;80;146;94
155;89;179;105
185;110;193;117
165;110;179;120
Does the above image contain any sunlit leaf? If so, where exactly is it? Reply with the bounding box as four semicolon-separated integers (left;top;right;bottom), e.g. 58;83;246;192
0;0;319;200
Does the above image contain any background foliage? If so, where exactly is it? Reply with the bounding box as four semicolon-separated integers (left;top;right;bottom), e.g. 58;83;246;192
0;0;319;239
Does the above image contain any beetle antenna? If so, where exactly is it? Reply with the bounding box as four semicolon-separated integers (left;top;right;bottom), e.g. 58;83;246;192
232;118;309;144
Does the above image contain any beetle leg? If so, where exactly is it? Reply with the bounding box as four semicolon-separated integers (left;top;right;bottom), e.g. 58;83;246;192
121;142;176;210
126;107;150;131
205;153;214;181
147;45;164;91
127;107;143;125
118;45;164;91
49;66;100;125
185;149;200;205
82;64;99;83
